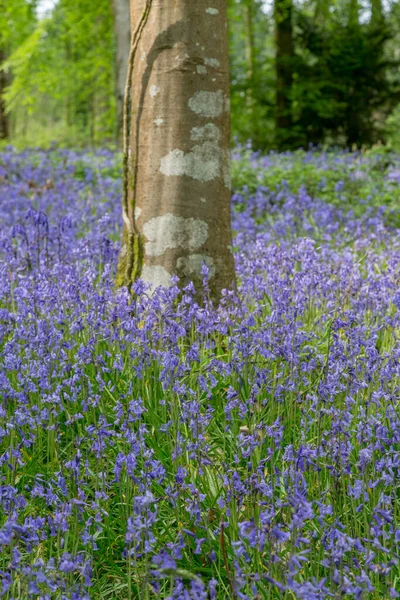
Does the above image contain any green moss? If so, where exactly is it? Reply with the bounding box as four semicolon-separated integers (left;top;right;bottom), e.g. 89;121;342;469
115;232;144;292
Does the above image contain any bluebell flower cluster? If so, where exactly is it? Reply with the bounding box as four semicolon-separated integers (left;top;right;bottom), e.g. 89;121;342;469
0;147;399;598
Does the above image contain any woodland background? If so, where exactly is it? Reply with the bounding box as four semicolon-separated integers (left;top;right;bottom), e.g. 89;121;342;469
1;0;400;152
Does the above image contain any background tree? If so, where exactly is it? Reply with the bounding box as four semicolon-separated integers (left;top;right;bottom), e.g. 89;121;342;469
1;0;400;151
229;0;274;149
294;0;398;148
314;0;330;22
3;0;115;146
112;0;130;145
348;0;360;27
0;0;37;139
371;0;384;25
0;48;8;139
116;0;236;300
243;0;259;143
275;0;294;149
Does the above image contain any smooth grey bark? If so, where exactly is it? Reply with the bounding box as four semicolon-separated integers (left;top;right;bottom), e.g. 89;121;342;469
117;0;236;302
112;0;131;145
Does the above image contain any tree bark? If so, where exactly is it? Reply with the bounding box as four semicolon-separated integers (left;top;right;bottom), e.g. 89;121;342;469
117;0;236;302
0;48;9;140
274;0;293;148
112;0;131;146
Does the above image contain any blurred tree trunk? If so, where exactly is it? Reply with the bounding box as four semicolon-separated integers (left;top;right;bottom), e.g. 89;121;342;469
112;0;131;146
244;0;258;145
347;0;360;147
116;0;235;302
349;0;360;27
65;40;73;128
0;48;9;140
371;0;384;25
275;0;293;149
315;0;330;22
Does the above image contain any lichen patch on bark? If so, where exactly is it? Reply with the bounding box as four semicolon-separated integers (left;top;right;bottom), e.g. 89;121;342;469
143;214;209;256
190;123;221;142
176;254;216;279
149;85;160;98
141;265;172;292
188;90;224;118
205;58;220;68
159;141;221;182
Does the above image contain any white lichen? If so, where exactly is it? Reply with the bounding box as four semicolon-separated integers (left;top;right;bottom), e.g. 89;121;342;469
190;123;220;142
134;206;142;221
206;8;219;15
196;65;207;75
160;124;223;183
224;94;230;113
176;254;216;279
140;265;172;292
149;85;160;98
205;58;220;68
154;117;164;126
143;214;209;257
188;90;224;118
160;143;221;183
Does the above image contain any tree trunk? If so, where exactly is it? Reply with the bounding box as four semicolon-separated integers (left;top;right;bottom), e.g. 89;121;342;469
315;0;330;22
0;48;9;140
348;0;360;27
112;0;131;146
371;0;384;25
117;0;236;302
244;0;258;146
275;0;293;149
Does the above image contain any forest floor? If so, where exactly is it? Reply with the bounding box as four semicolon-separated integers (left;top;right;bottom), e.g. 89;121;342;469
0;146;399;599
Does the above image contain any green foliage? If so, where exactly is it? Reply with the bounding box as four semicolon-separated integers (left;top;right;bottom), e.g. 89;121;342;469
292;11;399;148
0;0;37;47
1;0;400;150
2;0;116;146
231;144;400;219
3;22;47;114
229;0;400;151
229;0;275;149
385;105;400;152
